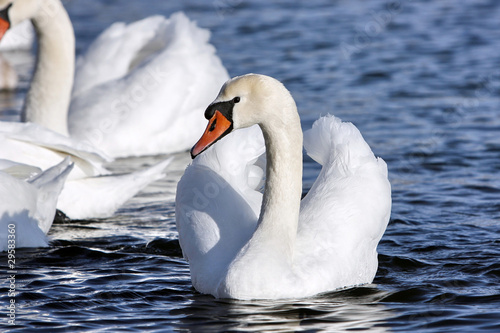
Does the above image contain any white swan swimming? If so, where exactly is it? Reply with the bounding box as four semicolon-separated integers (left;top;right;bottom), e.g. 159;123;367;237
0;1;172;219
1;0;229;157
0;157;73;251
176;74;392;299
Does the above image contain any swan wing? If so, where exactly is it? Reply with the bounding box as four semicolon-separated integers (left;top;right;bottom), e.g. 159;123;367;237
57;157;172;220
0;159;42;179
69;12;229;157
0;121;110;179
72;16;168;96
296;115;391;292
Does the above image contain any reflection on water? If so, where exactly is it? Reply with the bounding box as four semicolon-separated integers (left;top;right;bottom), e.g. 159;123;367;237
175;288;392;332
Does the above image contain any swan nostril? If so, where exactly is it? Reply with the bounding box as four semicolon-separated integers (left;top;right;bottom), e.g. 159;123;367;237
209;119;217;132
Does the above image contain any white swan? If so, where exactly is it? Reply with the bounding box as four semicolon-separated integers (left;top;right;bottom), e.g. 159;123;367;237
176;74;392;299
1;0;229;157
0;157;73;251
0;0;172;219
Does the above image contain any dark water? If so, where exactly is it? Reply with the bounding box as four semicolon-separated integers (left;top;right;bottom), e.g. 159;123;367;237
1;0;500;331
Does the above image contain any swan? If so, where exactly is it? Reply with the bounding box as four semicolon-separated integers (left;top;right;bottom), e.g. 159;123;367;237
0;157;73;251
0;1;172;219
176;74;392;299
0;0;229;157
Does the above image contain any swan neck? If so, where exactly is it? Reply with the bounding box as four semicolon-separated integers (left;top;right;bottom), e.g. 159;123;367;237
255;107;303;260
22;0;75;136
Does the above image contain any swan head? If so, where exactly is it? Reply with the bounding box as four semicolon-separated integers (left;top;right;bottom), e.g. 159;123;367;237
191;73;295;158
0;0;41;39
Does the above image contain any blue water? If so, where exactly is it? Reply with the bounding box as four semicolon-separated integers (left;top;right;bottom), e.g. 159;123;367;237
1;0;500;331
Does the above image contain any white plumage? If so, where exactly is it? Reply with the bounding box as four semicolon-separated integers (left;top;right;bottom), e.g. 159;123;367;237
69;13;229;157
176;74;391;299
0;158;73;251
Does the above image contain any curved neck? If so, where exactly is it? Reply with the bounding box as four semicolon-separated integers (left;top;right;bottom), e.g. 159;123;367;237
251;104;303;261
21;0;74;136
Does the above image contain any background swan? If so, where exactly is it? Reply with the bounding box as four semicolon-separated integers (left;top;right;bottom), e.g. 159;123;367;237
1;0;229;157
176;74;392;299
69;12;229;157
0;157;73;251
0;1;172;219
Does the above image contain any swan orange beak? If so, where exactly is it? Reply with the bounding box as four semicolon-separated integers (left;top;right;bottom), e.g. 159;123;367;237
0;17;9;40
0;4;11;41
191;110;233;159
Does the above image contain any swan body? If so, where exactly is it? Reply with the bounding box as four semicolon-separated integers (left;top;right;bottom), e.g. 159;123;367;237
176;74;391;299
0;157;73;251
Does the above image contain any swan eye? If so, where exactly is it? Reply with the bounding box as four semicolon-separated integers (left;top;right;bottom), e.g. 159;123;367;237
233;97;240;104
